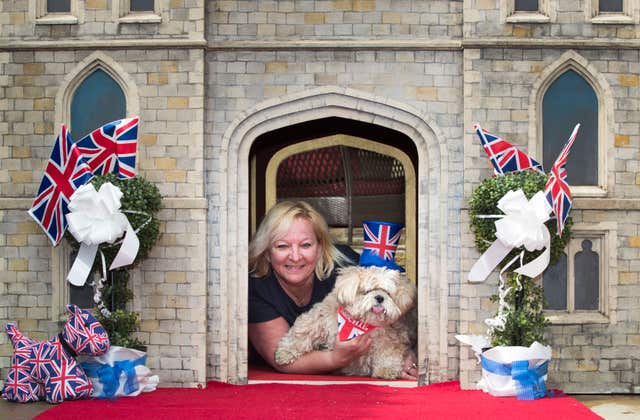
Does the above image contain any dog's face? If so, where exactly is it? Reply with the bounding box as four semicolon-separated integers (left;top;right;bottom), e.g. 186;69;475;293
334;265;416;327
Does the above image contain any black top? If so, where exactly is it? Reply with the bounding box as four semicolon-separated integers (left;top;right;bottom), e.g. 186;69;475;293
247;244;358;364
249;270;337;326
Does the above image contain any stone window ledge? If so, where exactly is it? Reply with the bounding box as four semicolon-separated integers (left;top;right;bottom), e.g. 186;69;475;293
35;14;78;25
546;311;609;325
591;14;634;25
572;185;608;198
118;13;161;24
506;12;550;23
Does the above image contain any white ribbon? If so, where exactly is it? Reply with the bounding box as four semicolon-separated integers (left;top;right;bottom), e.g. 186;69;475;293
455;334;491;363
484;253;523;338
66;183;140;287
93;251;111;317
469;189;553;283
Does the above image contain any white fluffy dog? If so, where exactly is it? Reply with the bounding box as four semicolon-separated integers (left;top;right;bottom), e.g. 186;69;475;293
275;265;416;379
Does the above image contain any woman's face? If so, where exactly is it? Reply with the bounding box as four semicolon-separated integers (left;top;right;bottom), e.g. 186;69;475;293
269;217;322;287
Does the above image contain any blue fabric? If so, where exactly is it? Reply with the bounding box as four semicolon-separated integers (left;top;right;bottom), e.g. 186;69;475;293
481;355;549;400
511;360;548;400
81;355;147;399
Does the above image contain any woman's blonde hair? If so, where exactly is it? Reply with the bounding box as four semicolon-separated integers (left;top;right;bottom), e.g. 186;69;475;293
249;201;350;279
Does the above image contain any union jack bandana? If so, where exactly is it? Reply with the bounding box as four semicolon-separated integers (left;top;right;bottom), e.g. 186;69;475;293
337;306;376;341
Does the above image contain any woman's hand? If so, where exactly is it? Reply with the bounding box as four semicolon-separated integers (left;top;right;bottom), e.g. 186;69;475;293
399;350;418;380
330;333;373;369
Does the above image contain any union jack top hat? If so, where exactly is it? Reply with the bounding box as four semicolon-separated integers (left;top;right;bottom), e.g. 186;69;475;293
358;220;405;272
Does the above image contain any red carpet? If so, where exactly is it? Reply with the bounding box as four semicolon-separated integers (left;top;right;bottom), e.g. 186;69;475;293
35;380;600;420
247;364;410;382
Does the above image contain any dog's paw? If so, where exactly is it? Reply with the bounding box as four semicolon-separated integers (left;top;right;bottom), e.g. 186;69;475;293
371;366;403;380
274;347;300;366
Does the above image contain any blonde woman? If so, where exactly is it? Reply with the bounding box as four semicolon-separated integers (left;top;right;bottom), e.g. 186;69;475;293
248;201;372;374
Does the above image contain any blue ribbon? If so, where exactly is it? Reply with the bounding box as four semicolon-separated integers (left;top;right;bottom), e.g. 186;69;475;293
481;355;549;400
81;355;147;399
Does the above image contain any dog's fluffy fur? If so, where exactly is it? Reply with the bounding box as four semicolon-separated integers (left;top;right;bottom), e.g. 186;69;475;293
275;265;416;379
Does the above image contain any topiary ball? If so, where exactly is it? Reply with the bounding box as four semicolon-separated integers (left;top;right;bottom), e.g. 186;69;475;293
469;171;571;269
66;173;162;272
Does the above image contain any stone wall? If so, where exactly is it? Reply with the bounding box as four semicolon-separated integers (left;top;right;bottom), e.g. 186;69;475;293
0;0;638;393
0;46;208;387
464;0;638;39
0;0;203;39
461;45;640;393
208;1;462;40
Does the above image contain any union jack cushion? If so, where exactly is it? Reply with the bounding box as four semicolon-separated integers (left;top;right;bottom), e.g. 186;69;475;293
2;304;110;404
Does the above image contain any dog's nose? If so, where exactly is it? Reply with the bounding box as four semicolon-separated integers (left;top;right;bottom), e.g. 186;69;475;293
375;295;384;304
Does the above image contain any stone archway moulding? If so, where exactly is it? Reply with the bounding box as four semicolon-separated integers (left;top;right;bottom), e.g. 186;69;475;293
217;86;452;385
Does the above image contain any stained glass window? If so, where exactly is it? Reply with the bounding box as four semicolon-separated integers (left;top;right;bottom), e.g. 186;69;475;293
47;0;70;13
71;69;126;139
131;0;155;12
515;0;538;11
575;240;599;310
543;70;598;186
599;0;623;13
543;253;567;310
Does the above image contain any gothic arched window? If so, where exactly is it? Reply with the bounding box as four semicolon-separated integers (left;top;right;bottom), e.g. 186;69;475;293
542;69;598;186
71;69;126;139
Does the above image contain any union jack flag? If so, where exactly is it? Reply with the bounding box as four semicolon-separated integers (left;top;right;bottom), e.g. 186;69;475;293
363;222;402;261
337;306;376;341
76;117;139;179
545;124;580;236
474;123;544;176
27;125;93;246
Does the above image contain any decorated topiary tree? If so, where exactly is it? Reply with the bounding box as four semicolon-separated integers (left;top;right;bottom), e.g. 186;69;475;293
66;173;162;350
469;170;572;347
459;123;580;400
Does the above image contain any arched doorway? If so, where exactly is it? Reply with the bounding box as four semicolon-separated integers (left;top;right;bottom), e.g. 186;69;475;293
249;117;418;282
214;86;449;385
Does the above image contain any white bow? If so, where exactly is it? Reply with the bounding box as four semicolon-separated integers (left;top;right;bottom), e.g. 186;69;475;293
66;183;140;287
495;190;550;251
468;189;552;283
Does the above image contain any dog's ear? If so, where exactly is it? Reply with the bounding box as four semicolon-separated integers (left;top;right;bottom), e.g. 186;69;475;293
394;275;417;313
335;266;360;304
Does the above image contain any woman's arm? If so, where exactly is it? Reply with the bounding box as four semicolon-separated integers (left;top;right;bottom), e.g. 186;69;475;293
248;317;372;374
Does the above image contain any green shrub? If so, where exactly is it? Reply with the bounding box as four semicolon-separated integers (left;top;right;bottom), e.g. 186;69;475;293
66;173;162;272
469;171;571;268
97;308;146;350
489;273;550;347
